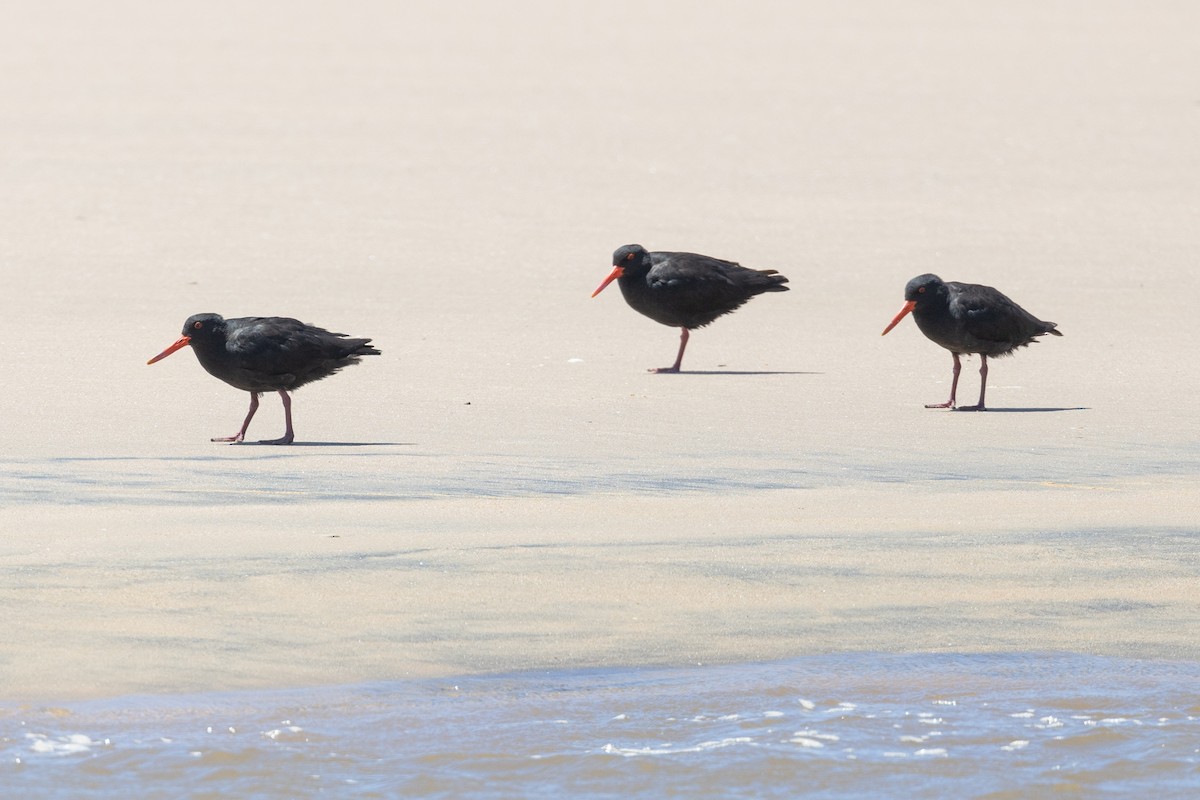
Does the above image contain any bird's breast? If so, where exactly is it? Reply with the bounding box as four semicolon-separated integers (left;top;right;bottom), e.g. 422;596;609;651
617;277;693;327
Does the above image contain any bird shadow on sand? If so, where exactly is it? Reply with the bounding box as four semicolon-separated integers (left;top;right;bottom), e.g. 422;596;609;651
234;441;416;447
667;370;823;376
965;407;1089;413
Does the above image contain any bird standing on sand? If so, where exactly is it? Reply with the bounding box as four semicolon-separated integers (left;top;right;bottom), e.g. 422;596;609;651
147;313;380;443
881;273;1061;410
591;244;790;372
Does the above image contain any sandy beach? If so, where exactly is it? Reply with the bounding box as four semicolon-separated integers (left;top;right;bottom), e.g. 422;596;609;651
1;0;1198;702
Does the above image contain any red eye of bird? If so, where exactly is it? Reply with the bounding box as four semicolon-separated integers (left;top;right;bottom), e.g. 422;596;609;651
193;321;203;330
918;287;926;293
626;252;634;261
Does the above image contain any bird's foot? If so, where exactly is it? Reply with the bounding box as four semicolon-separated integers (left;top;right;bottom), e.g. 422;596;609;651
256;434;295;445
923;402;955;409
648;366;681;374
211;434;246;443
954;404;987;412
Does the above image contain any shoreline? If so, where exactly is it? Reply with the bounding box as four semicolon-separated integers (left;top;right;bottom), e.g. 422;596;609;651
4;477;1197;703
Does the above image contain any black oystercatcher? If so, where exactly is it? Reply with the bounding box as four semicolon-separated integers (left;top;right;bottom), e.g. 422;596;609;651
147;313;380;443
591;244;790;372
881;274;1062;411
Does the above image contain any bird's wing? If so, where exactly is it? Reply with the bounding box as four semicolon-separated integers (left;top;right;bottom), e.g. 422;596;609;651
223;318;327;374
949;284;1042;343
645;252;747;298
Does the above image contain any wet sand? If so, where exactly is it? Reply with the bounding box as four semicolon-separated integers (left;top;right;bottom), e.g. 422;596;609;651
1;1;1198;700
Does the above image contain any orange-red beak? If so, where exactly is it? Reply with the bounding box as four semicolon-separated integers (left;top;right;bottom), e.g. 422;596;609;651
881;300;917;336
147;335;191;364
591;265;625;298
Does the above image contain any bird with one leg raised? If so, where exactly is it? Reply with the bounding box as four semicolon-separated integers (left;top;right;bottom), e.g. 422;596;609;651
592;244;789;373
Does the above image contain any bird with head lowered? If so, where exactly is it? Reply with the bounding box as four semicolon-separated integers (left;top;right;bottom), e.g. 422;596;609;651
148;313;380;443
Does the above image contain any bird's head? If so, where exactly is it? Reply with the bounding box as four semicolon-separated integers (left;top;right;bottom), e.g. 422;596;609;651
591;244;649;297
882;274;945;335
147;313;226;364
903;274;946;303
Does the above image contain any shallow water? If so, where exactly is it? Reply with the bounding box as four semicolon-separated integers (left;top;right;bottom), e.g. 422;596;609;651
3;653;1198;798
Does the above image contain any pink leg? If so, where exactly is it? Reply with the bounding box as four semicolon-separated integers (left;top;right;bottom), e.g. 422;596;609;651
650;328;689;374
956;355;988;411
213;392;260;443
925;353;961;409
257;390;295;444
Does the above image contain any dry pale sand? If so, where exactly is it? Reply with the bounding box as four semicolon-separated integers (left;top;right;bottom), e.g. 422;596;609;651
1;1;1198;700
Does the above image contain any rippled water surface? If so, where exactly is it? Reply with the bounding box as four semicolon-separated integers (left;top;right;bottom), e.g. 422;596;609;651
3;653;1198;798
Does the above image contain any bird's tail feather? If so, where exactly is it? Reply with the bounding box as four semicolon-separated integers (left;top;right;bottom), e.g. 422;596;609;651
746;269;790;293
347;339;381;356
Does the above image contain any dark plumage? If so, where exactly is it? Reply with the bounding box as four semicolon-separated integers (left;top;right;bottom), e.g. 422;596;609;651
881;273;1062;410
148;313;380;443
591;244;789;372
